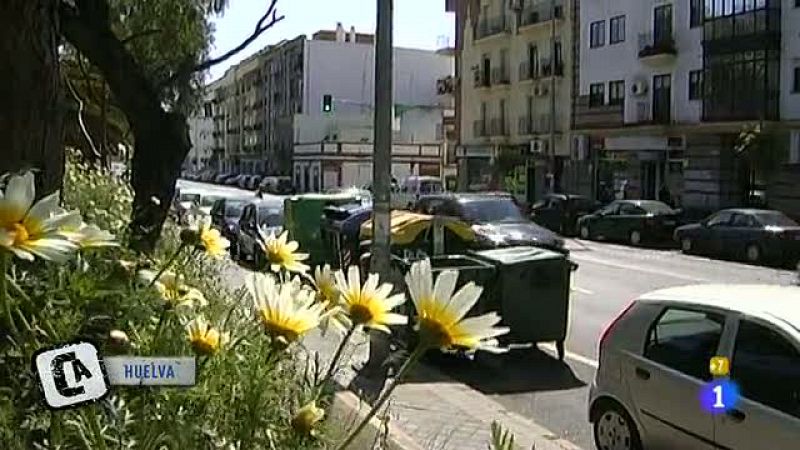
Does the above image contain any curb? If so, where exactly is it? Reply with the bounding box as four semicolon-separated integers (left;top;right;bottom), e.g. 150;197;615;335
330;389;425;450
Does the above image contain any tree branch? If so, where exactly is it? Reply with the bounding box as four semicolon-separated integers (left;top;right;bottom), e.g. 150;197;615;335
162;0;283;87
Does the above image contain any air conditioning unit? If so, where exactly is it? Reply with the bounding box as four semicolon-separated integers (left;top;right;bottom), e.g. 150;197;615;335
631;80;648;97
530;139;548;154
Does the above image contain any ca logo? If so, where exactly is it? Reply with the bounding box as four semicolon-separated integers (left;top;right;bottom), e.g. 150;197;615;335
32;342;110;410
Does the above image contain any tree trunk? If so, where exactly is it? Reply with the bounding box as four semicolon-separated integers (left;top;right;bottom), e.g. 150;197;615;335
61;1;191;254
0;0;64;195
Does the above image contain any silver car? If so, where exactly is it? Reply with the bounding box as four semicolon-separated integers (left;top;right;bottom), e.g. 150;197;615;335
589;284;800;450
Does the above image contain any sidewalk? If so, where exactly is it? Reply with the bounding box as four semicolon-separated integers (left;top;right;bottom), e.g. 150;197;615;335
225;262;584;450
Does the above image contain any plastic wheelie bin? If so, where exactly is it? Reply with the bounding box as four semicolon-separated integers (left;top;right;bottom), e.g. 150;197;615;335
283;193;361;265
470;246;572;360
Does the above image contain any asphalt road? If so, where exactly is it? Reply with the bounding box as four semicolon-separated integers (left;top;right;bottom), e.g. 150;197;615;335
429;238;798;450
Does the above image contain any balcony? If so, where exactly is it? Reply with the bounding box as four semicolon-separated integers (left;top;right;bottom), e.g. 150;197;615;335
702;7;781;54
520;2;564;30
574;95;624;130
540;58;564;77
489;118;510;137
473;70;491;89
519;61;539;82
475;15;510;41
491;68;511;86
519;114;556;135
437;76;456;95
638;32;677;64
473;120;487;138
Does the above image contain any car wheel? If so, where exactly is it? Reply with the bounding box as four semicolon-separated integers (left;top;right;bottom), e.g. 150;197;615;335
745;243;761;264
629;230;642;246
680;237;693;254
579;224;592;240
593;402;642;450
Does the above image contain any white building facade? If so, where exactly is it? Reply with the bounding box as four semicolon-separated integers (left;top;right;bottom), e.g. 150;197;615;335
186;90;215;172
575;0;800;218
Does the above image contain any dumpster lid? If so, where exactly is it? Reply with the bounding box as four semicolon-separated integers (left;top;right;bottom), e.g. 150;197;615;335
360;211;475;246
471;245;564;264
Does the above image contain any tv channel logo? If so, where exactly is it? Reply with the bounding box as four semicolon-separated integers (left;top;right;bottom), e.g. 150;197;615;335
33;342;110;410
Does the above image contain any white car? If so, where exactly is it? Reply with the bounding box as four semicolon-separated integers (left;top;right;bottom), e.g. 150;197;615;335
589;284;800;450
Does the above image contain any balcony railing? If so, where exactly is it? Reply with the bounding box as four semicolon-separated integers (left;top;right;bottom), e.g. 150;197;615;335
519;116;532;135
489;118;510;136
473;120;487;138
574;95;624;129
520;2;564;28
476;15;509;40
437;76;456;95
519;61;539;81
519;115;556;135
702;8;781;54
638;32;678;59
540;58;564;77
491;67;511;85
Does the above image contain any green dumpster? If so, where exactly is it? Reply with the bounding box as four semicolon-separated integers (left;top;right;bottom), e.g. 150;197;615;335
471;246;571;360
283;193;361;265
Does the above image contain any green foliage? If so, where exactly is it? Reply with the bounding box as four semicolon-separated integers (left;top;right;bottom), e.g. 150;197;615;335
734;124;787;178
0;157;327;450
488;421;517;450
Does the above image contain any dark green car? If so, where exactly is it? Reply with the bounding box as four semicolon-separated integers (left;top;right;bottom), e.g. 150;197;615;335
576;200;681;246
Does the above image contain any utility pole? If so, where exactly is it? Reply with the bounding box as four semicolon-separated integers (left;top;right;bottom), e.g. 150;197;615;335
371;0;393;277
364;0;394;377
549;0;557;194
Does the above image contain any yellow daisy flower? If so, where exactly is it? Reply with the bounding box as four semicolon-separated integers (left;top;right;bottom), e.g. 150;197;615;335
248;272;325;347
186;315;229;355
335;265;407;333
186;216;229;257
405;259;509;353
313;264;351;334
257;229;309;273
138;270;207;308
0;172;80;262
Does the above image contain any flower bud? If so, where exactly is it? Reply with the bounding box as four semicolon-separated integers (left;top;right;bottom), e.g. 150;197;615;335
291;401;325;435
108;329;130;351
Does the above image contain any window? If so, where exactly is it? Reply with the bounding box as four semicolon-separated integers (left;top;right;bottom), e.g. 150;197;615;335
689;70;703;100
707;211;733;227
690;0;703;27
609;80;625;106
610;15;625;44
732;320;800;418
590;21;605;48
730;213;757;228
619;203;644;215
645;308;725;380
793;67;800;93
203;102;213;118
790;131;800;164
589;83;605;107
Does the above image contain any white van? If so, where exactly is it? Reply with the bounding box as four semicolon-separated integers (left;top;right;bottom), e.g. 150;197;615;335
391;176;444;210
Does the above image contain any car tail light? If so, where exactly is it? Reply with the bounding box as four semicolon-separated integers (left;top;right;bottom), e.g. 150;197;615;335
598;301;636;359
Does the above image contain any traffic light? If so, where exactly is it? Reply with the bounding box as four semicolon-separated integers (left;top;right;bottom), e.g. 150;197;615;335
322;94;333;113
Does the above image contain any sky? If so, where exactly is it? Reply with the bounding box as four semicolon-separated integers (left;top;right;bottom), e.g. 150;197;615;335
207;0;455;81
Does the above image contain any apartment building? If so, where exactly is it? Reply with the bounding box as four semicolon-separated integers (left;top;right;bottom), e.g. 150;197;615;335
454;0;573;202
185;91;215;172
575;0;800;217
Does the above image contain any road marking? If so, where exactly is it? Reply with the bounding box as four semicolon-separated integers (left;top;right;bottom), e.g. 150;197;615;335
572;287;594;295
540;343;599;369
570;253;712;283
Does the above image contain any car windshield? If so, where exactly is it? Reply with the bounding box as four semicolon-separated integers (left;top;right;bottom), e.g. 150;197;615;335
755;212;798;227
638;201;674;214
225;202;245;218
419;180;443;194
460;198;524;223
258;208;283;226
179;193;200;203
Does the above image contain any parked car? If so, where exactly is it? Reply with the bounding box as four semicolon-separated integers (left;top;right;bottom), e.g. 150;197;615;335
247;175;263;190
214;173;231;184
414;192;566;254
233;199;285;266
226;174;244;187
674;209;800;265
392;176;444;210
577;200;681;246
237;175;252;189
260;176;294;194
209;197;250;254
198;194;223;216
590;284;800;450
531;194;601;236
